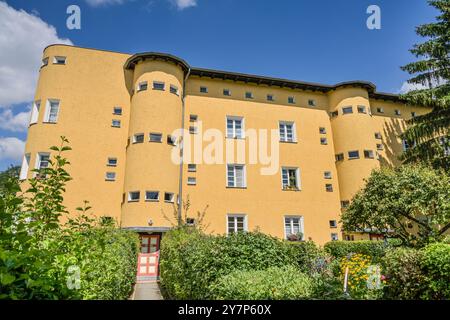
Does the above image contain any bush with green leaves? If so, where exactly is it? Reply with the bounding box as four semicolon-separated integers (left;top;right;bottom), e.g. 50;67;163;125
420;242;450;299
210;266;314;300
324;240;390;262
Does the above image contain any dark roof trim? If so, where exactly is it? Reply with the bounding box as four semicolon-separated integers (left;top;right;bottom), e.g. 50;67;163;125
124;52;402;102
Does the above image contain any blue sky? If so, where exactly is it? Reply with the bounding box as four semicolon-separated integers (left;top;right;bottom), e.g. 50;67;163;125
0;0;438;170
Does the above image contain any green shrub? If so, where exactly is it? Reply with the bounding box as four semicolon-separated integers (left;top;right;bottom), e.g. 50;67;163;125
324;240;389;262
160;228;297;299
421;243;450;299
210;266;313;300
285;241;328;274
381;247;426;299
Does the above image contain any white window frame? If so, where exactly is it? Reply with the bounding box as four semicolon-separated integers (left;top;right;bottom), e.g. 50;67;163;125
44;99;60;123
319;127;326;134
320;137;328;145
227;214;248;234
226;116;245;139
107;157;117;167
267;94;275;102
149;133;162;143
279;121;296;143
170;84;179;95
145;191;160;202
189;126;198;134
324;171;332;179
308;99;316;107
348;150;360;160
342;106;353;115
223;89;231;96
284;215;304;240
41;57;49;67
30;101;40;125
137;81;148;92
331;233;339;241
245;91;254;99
190;114;198;122
187;177;197;185
364;150;374;159
113;106;122;115
377;107;384;113
325;184;333;192
188;164;197;172
153;81;165;91
19;153;31;180
112;119;121;128
53;56;66;65
105;172;116;181
128;191;140;202
164;192;175;203
329;220;338;228
200;86;208;93
395;109;401;116
288;96;296;104
133;133;144;144
226;164;246;188
281;167;300;190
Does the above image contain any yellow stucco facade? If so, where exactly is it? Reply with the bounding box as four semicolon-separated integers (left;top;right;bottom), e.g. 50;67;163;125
20;45;430;245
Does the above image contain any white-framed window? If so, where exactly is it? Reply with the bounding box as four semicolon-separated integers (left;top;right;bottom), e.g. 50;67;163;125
357;105;367;114
376;107;384;113
374;132;382;139
223;89;231;96
342;106;353;114
331;233;339;241
226;116;244;139
335;153;344;161
149;133;162;143
53;56;66;65
188;164;197;172
329;220;337;228
288;96;295;104
41;57;49;67
187;177;197;185
164;192;175;203
107;158;117;166
324;171;332;179
133;133;144;144
348;150;360;159
167;135;176;145
281;167;300;190
30;101;40;125
325;184;333;192
128;191;140;202
189;126;198;134
112;119;121;128
245;92;254;99
145;191;159;201
364;150;374;159
105;172;116;181
153;81;165;91
279;121;295;142
137;81;148;92
227;214;247;234
44;99;60;123
308;99;316;107
320;137;328;145
267;94;275;102
376;143;384;151
200;86;208;93
395;109;401;116
190;114;198;122
113;106;122;115
227;164;246;188
35;152;50;170
284;216;304;240
319;127;326;134
170;84;179;95
19;153;31;180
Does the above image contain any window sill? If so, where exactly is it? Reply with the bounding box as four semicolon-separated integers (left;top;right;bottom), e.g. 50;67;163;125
128;200;139;203
226;186;247;189
282;188;301;192
145;200;159;202
164;201;175;204
348;158;360;160
105;179;116;182
152;88;165;91
111;126;121;128
43;121;58;124
280;140;297;144
107;164;117;167
226;137;245;140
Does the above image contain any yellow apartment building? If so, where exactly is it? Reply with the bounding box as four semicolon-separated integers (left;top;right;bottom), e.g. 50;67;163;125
20;44;430;249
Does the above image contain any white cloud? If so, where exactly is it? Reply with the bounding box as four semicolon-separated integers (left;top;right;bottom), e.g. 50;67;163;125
0;1;72;107
0;137;25;162
171;0;197;10
84;0;130;6
0;108;31;132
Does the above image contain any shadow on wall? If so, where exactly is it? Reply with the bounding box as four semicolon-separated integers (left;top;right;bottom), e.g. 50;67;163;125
379;118;406;168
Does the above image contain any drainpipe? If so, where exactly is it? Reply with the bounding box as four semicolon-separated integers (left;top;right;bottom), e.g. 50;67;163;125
178;67;191;226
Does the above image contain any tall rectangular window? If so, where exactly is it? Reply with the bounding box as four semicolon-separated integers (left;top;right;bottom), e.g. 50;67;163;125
30;101;40;125
227;214;247;234
44;99;60;123
227;164;246;188
226;116;244;139
284;216;304;240
19;154;30;180
281;167;300;190
279;121;295;142
35;153;50;179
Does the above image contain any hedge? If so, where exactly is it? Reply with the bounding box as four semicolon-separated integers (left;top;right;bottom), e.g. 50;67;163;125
421;243;450;299
324;240;391;262
210;266;314;300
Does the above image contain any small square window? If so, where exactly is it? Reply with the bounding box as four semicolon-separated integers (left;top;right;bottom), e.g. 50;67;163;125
357;105;366;114
164;192;175;203
153;81;165;91
376;143;384;151
112;119;121;128
245;92;254;99
324;171;332;179
41;57;49;67
187;177;196;185
376;107;384;113
223;89;231;96
319;127;326;134
188;164;197;172
364;150;374;159
308;99;316;107
137;82;148;92
341;200;350;208
335;153;344;162
395;109;401;116
128;191;140;202
267;94;274;102
189;126;198;134
374;132;382;139
145;191;159;201
107;158;117;167
320;137;328;145
190;114;198;122
170;85;179;95
288;96;295;104
325;184;333;192
331;233;339;241
348;150;360;159
53;56;66;65
105;172;116;181
167;135;176;145
329;220;337;228
200;86;208;93
330;111;338;118
133;133;144;144
113;107;122;115
149;133;162;143
342;106;353;114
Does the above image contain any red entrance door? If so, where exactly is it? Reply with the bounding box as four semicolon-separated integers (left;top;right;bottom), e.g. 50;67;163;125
137;235;160;278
